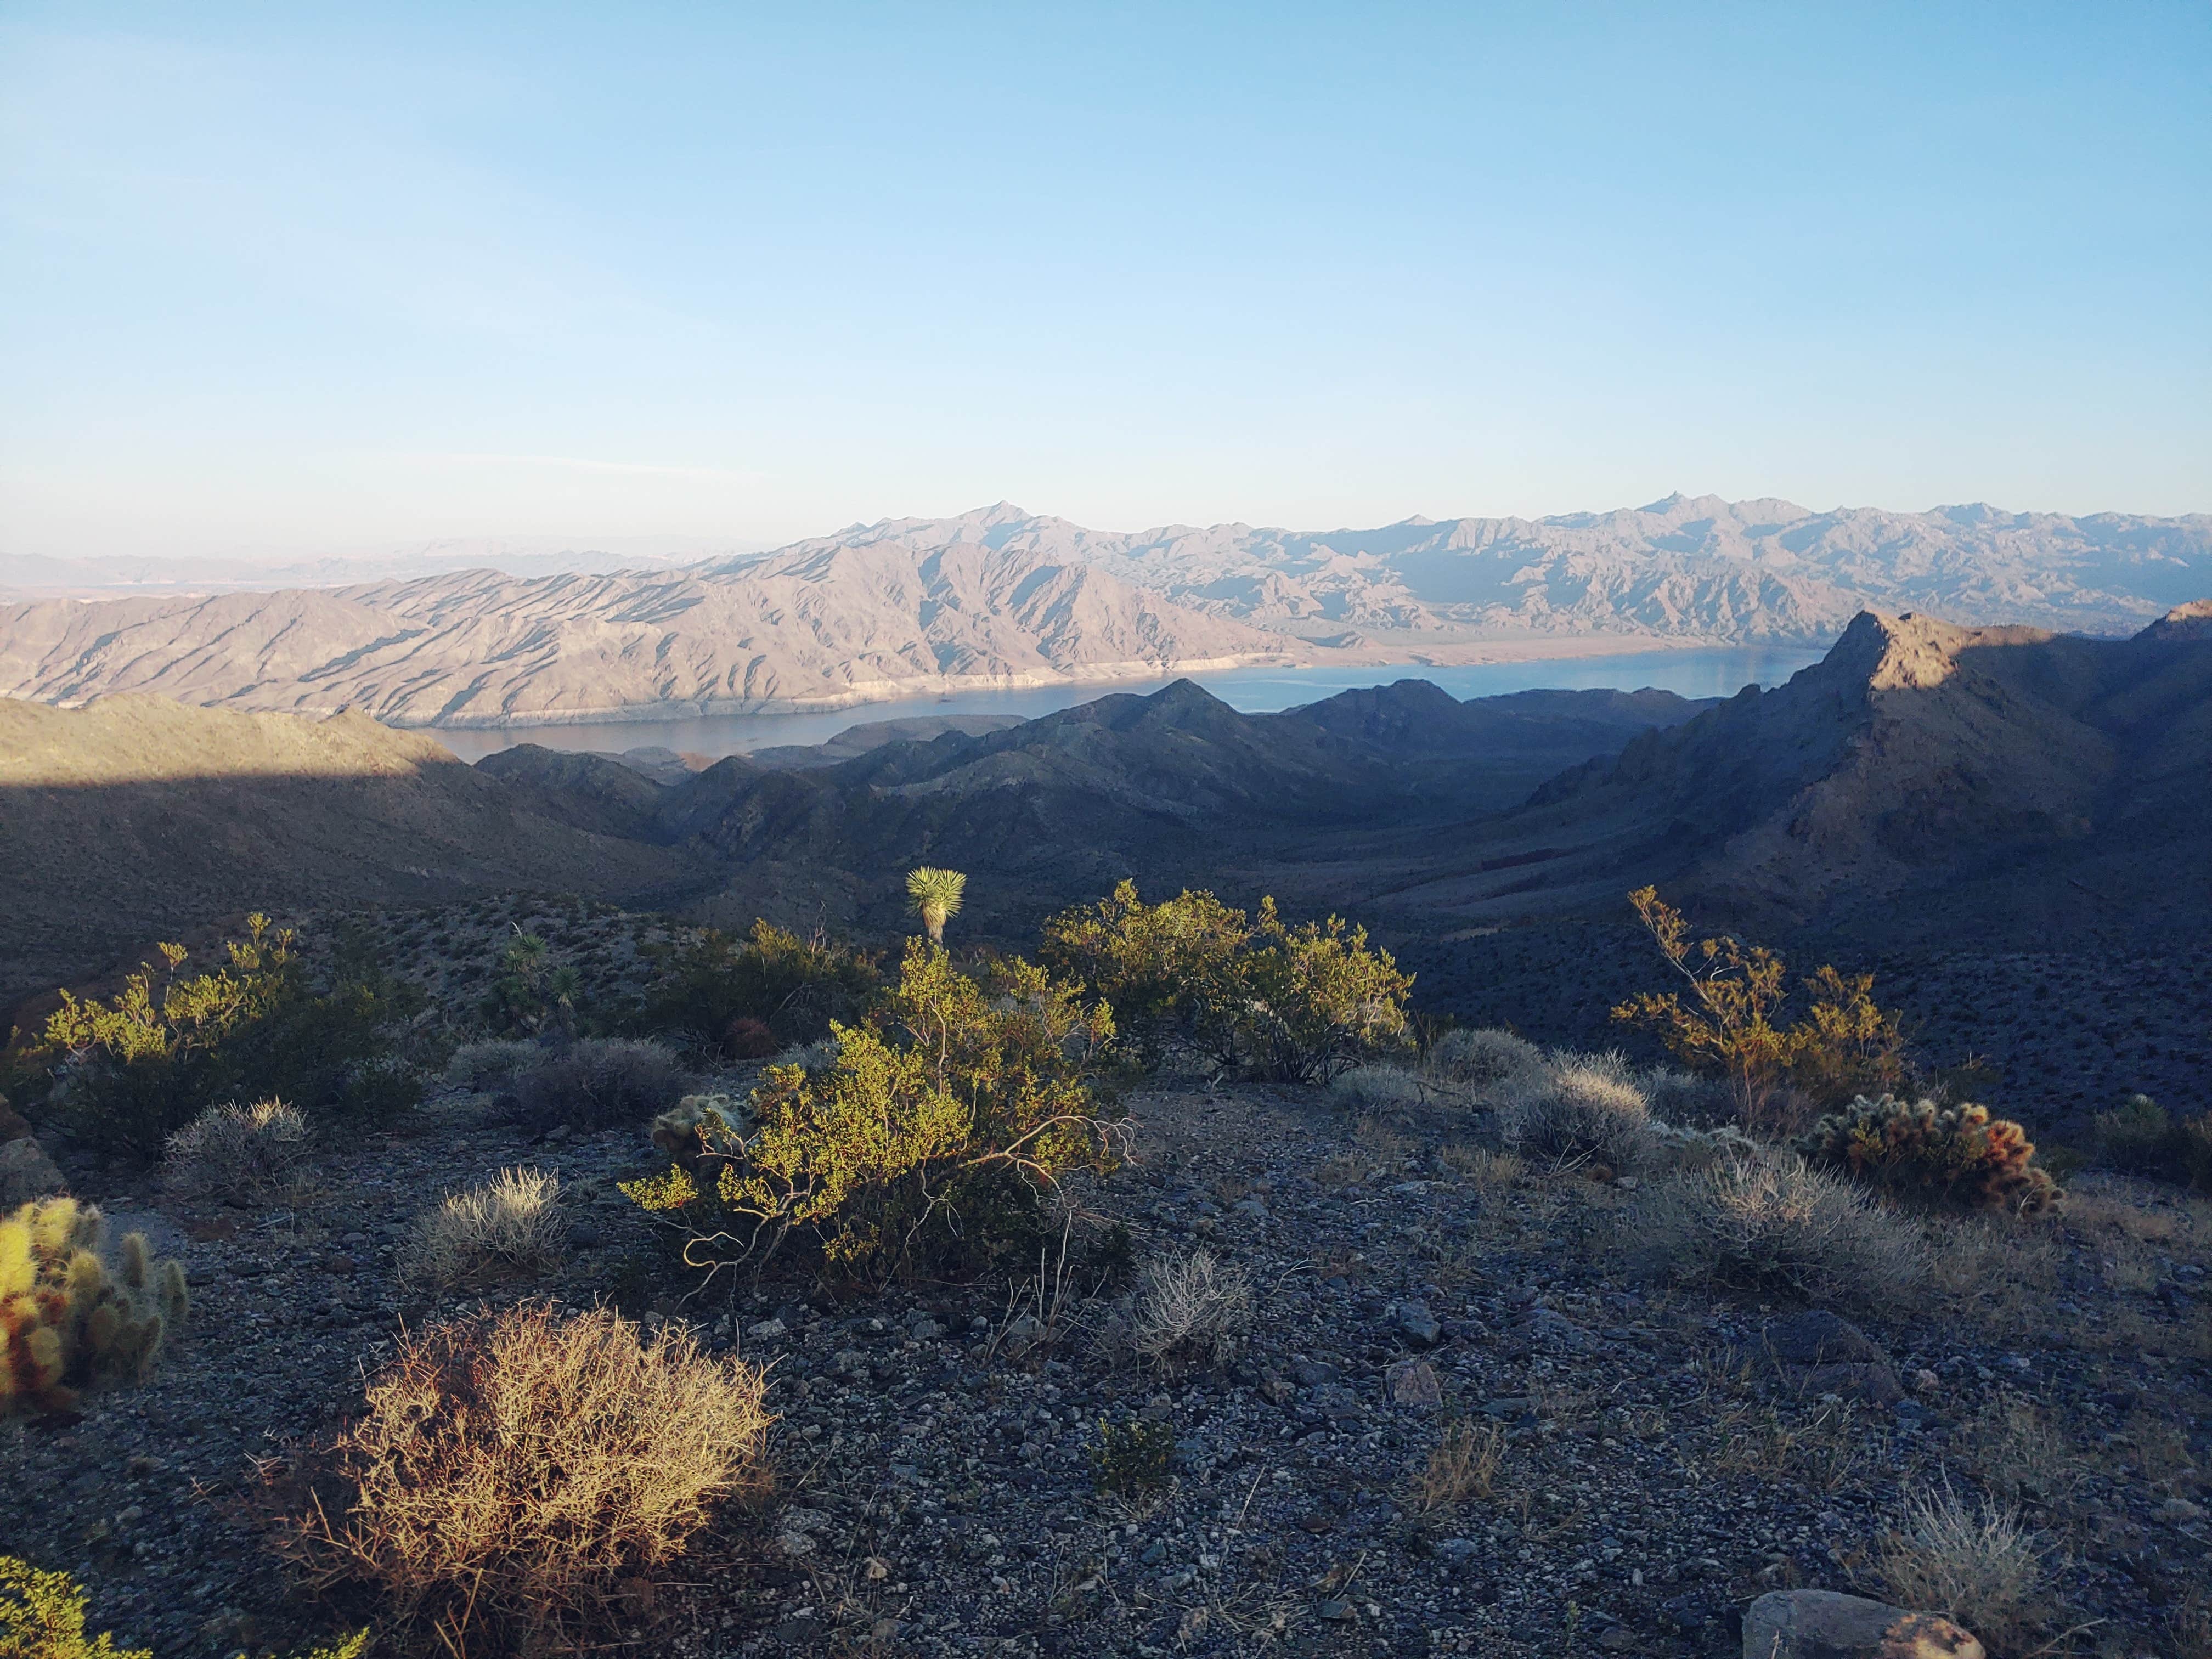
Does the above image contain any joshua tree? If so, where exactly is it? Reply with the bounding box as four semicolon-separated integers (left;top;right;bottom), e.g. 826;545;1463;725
905;867;967;946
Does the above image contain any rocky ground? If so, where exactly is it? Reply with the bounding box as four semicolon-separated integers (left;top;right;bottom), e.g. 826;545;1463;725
4;1029;2209;1658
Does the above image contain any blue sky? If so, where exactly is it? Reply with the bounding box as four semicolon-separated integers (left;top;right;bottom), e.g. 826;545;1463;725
3;3;2207;558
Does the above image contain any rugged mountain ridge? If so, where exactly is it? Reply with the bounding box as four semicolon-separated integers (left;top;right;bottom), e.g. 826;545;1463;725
4;496;2205;730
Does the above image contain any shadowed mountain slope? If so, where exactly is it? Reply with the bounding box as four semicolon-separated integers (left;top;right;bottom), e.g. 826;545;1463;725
0;696;708;1005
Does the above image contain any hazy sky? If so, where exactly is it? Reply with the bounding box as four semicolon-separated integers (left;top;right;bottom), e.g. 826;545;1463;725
4;3;2208;559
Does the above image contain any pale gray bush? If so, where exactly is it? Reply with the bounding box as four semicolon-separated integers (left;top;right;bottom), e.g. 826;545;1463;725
1636;1065;1734;1128
1132;1248;1254;1368
510;1039;687;1130
1640;1148;1929;1309
1880;1479;2049;1652
1422;1028;1545;1101
1645;1121;1760;1173
400;1166;567;1291
1328;1064;1424;1110
1497;1052;1655;1169
162;1098;309;1200
447;1039;540;1093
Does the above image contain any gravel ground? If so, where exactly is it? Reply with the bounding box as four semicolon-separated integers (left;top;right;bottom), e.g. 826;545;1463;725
4;1068;2209;1658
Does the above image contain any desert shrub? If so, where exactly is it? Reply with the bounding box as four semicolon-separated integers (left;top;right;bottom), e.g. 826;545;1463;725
1645;1120;1760;1173
1091;1415;1177;1497
399;1168;566;1293
1879;1480;2048;1654
2;1199;188;1417
2094;1094;2212;1191
509;1039;686;1131
1328;1065;1424;1110
1131;1248;1253;1368
446;1037;539;1093
1635;1064;1735;1127
161;1098;308;1201
270;1302;771;1653
1799;1094;2058;1215
634;920;881;1056
1415;1420;1504;1515
1040;881;1251;1062
1640;1148;1929;1309
1421;1027;1545;1101
37;917;424;1160
1042;882;1412;1082
0;1555;152;1658
1612;887;1909;1133
479;929;579;1039
624;943;1119;1283
1496;1053;1656;1170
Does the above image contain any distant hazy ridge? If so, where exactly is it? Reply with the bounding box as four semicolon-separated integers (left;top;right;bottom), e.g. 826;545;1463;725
3;495;2205;728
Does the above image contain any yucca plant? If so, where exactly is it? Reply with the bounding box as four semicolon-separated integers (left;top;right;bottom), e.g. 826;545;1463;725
906;867;967;946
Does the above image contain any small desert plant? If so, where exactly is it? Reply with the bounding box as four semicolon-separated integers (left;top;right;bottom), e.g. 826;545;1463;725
1878;1479;2047;1653
1043;882;1413;1082
1;1199;189;1417
1612;887;1909;1132
1438;1144;1523;1189
1496;1053;1655;1170
510;1039;686;1131
480;929;580;1039
445;1038;539;1093
399;1168;566;1292
1799;1094;2058;1215
2094;1094;2212;1191
1421;1027;1545;1100
1328;1064;1424;1110
1131;1248;1254;1368
1415;1420;1504;1515
906;867;967;946
1640;1149;1929;1309
634;920;881;1055
625;944;1120;1283
270;1302;772;1652
1091;1415;1177;1497
1644;1120;1760;1174
0;1555;152;1658
161;1098;309;1201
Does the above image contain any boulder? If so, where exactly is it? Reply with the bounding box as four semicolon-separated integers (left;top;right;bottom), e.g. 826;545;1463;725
1385;1357;1442;1408
1742;1590;1983;1659
0;1136;66;1208
1753;1312;1905;1405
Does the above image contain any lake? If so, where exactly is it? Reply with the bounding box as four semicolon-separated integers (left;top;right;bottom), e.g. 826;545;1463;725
426;643;1829;763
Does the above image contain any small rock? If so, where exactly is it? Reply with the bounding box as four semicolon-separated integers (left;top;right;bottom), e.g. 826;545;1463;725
746;1317;787;1339
1259;1369;1296;1406
1598;1628;1639;1651
1741;1589;1984;1659
775;1530;819;1558
0;1137;66;1207
910;1317;944;1341
568;1222;603;1250
1395;1302;1442;1347
1432;1538;1481;1566
322;1254;356;1276
1293;1359;1341;1387
1318;1598;1355;1621
2160;1497;2204;1523
1385;1358;1442;1409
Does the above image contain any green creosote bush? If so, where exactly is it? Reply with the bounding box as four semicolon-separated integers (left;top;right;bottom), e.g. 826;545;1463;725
1041;881;1412;1083
0;1559;369;1659
633;920;881;1057
2;1199;189;1417
1798;1094;2058;1215
624;941;1120;1285
2093;1094;2212;1192
1091;1415;1177;1497
36;917;424;1161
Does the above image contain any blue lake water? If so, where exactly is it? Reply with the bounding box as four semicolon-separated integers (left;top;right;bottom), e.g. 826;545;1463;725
426;643;1827;764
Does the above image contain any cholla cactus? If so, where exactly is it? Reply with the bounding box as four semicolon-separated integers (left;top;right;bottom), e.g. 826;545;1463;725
1;1198;189;1415
1798;1094;2057;1214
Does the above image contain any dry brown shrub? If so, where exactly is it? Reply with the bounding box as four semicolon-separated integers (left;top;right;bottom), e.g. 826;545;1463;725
1415;1420;1503;1515
1439;1144;1523;1192
1878;1479;2053;1654
270;1302;772;1652
399;1167;566;1293
1132;1247;1254;1367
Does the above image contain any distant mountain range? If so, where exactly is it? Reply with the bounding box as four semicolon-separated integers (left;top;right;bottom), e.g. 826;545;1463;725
2;496;2207;727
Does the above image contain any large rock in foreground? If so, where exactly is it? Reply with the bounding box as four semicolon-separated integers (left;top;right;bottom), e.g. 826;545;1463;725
1743;1589;1983;1659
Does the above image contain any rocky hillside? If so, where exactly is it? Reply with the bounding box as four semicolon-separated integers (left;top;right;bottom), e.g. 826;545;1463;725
0;695;707;1005
1364;605;2212;946
0;542;1293;728
5;497;2205;730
